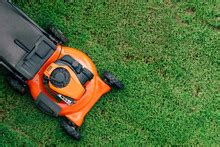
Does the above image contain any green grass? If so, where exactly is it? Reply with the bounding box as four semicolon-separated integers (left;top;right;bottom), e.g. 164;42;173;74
1;0;220;145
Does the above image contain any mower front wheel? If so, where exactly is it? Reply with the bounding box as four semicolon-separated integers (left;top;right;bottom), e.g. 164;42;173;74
103;71;124;90
61;119;80;140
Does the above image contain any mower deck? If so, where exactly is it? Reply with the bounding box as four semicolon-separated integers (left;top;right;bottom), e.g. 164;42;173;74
27;45;111;126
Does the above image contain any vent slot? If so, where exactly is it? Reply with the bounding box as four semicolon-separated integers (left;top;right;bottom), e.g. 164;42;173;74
14;39;30;52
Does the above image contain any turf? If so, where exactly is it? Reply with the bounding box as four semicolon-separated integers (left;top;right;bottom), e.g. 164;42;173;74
1;0;220;145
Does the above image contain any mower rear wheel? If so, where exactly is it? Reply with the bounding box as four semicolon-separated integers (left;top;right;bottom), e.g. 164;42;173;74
103;71;124;90
7;77;26;94
61;119;80;140
48;26;68;44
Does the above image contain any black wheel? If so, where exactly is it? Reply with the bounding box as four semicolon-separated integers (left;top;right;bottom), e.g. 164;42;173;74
103;71;124;90
61;119;80;140
48;26;68;44
7;77;26;94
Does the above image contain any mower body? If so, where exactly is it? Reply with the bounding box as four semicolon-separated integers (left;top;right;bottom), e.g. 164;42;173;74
27;45;111;126
0;0;112;131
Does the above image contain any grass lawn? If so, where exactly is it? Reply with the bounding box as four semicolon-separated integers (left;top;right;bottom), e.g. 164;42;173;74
1;0;219;145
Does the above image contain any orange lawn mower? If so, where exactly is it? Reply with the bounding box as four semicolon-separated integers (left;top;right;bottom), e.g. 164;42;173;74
0;0;124;140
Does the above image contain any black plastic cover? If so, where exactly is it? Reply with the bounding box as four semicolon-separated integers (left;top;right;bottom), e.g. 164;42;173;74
56;55;94;85
36;92;61;117
0;1;56;79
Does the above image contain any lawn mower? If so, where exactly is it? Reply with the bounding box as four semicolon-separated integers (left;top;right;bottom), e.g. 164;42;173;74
0;0;124;140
